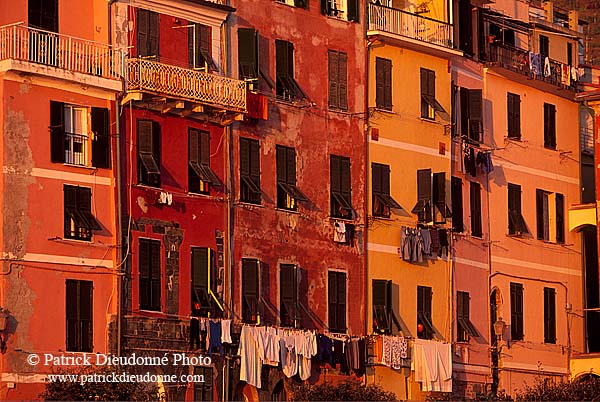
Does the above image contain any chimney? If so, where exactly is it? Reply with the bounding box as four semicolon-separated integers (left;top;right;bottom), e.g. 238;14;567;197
543;1;554;22
568;10;579;31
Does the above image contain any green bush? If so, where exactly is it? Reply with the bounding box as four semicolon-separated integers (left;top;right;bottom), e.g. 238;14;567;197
516;376;600;401
40;365;161;401
290;380;397;401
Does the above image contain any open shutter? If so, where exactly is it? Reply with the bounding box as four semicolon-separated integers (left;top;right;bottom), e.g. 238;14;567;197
136;9;149;57
383;60;392;110
433;172;446;210
138;121;153;154
91;107;110;168
470;182;482;236
451;177;463;232
238;28;258;78
79;281;93;352
347;0;359;22
338;52;348;110
243;260;258;297
275;40;288;78
420;69;429;117
556;193;565;243
548;104;556;148
514;95;521;137
375;58;385;108
460;89;470;136
536;189;544;240
427;70;435;98
372;164;382;195
65;280;79;351
150;240;161;310
340;157;351;197
468;89;482;140
331;156;341;194
417;169;432;200
276;145;287;183
328;51;339;109
189;129;199;164
148;11;160;59
50;101;65;163
139;239;150;309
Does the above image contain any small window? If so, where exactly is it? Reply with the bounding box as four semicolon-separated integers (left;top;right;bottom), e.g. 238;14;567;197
536;189;550;241
64;185;102;241
540;34;549;59
460;88;483;143
242;259;260;323
275;40;306;101
451;177;464;232
137;120;161;187
544;103;556;149
507;93;521;139
328;50;348;111
457;291;478;342
372;163;402;218
328;271;347;333
470;181;482;237
29;0;58;32
277;146;308;210
412;169;432;223
189;23;216;71
544;287;556;344
373;279;392;334
320;0;360;21
510;282;524;340
136;9;160;59
189;129;221;194
508;183;528;235
239;137;261;204
417;286;434;339
330;155;353;219
421;68;449;120
139;238;161;311
66;279;93;352
191;247;220;315
280;264;299;327
375;58;392;110
193;366;214;401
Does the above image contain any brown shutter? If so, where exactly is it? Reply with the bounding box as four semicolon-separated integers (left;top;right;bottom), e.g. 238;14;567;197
65;280;78;351
238;28;258;78
376;58;385;108
428;70;435;98
451;177;464;232
139;239;150;309
460;88;470;136
150;240;161;310
372;163;382;195
337;272;346;331
200;131;210;165
331;156;341;194
536;189;545;240
470;181;482;236
91;107;110;168
189;129;199;164
347;0;359;22
433;172;446;209
328;272;338;329
383;60;392;109
136;9;149;57
340;157;351;198
249;140;260;184
338;52;348;110
138;120;153;154
64;185;77;210
240;138;250;177
79;280;93;352
50;101;65;163
328;50;339;108
148;11;160;59
276;145;286;183
417;169;432;200
556;193;565;243
286;148;296;185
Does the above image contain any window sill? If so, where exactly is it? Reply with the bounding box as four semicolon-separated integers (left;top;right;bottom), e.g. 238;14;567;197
419;117;437;124
324;14;352;24
371;214;392;220
274;98;309;107
273;0;304;9
505;136;523;142
328;107;351;115
373;107;394;115
276;207;300;214
237;200;264;208
135;183;162;191
63;163;98;171
329;216;355;223
60;237;93;244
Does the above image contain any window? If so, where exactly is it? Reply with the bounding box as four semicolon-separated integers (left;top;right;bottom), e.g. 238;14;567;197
372;163;402;218
29;0;58;32
470;181;482;237
540;35;549;59
556;193;565;243
460;88;483;143
330;155;353;219
451;177;464;232
320;0;359;21
276;0;307;9
544;287;556;344
139;239;161;311
66;279;93;352
328;50;348;110
137;120;161;187
64;185;101;241
50;102;110;168
510;282;524;340
544;103;556;149
375;58;392;110
189;23;216;71
189;129;221;194
373;279;392;333
136;9;159;59
193;366;213;401
191;247;219;314
412;169;432;223
457;291;478;342
507;93;521;139
508;183;528;235
458;0;473;55
238;28;259;80
417;286;434;339
328;271;347;333
276;145;308;210
567;42;573;66
275;40;306;101
280;264;299;327
240;137;261;204
242;259;260;323
433;172;451;223
421;68;449;120
536;189;550;241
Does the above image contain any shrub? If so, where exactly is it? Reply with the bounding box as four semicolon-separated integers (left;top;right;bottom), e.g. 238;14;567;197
290;380;397;401
516;376;600;401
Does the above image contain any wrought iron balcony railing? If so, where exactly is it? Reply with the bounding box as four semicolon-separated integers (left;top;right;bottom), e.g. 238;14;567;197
0;23;123;80
126;58;246;112
367;3;454;49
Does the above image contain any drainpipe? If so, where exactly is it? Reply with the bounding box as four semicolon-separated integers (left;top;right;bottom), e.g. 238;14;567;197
364;28;371;344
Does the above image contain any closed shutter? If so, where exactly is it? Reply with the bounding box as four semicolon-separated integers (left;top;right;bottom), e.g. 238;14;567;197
150;240;161;310
66;280;79;351
417;169;432;201
139;239;151;309
510;283;523;340
240;138;250;177
136;9;149;57
328;51;339;109
544;103;556;149
276;40;289;78
200;131;210;166
340;157;351;198
383;60;392;110
238;28;258;79
372;163;382;195
286;148;296;185
381;164;390;195
451;177;463;232
536;189;545;240
79;281;93;352
91;107;110;168
375;58;385;108
276;145;287;183
249;140;260;185
328;272;338;330
337;273;346;331
468;89;483;141
433;172;446;212
347;0;359;22
50;101;65;163
470;181;482;236
138;120;153;154
148;11;160;59
189;129;199;164
338;52;348;110
331;156;341;194
460;89;470;137
544;287;556;343
556;193;565;243
507;93;521;138
280;265;297;325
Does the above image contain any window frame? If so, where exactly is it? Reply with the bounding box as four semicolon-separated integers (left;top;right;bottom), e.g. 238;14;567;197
372;163;402;218
239;137;261;204
420;68;449;121
139;238;161;312
137;120;161;187
136;9;160;59
536;189;550;241
191;247;219;315
510;282;524;341
328;270;347;333
242;259;260;323
460;88;483;143
417;285;434;339
276;145;308;210
189;129;221;195
64;185;101;241
280;264;299;327
330;155;353;219
65;279;93;352
275;40;306;102
373;279;392;334
28;0;58;32
556;193;565;243
412;169;432;223
508;183;528;235
457;291;478;342
188;23;216;71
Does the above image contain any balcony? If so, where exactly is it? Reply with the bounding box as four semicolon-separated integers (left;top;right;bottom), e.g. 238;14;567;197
0;23;123;91
483;42;577;94
367;3;459;56
125;58;246;119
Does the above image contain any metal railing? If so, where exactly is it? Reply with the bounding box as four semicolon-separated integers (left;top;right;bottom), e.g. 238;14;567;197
367;3;454;49
65;132;88;166
126;58;246;112
581;126;594;155
484;42;576;91
0;23;123;80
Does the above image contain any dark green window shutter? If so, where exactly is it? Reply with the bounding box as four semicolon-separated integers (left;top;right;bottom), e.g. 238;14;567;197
91;107;110;168
65;280;79;351
50;101;65;163
376;58;392;110
451;177;463;232
149;11;160;59
556;193;565;243
139;239;151;309
510;282;524;340
470;181;482;237
347;0;359;22
238;28;258;79
328;51;339;109
79;280;93;352
136;9;149;57
544;287;556;343
150;240;161;310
